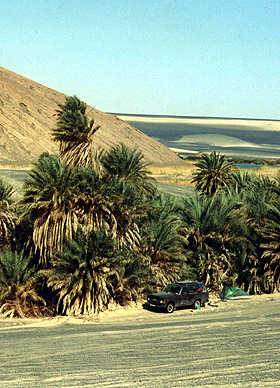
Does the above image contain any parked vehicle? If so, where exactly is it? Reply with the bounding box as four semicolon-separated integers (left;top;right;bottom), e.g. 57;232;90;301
146;281;209;313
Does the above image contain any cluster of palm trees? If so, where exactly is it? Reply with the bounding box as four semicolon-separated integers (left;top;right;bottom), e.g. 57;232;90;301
0;96;279;317
189;153;280;293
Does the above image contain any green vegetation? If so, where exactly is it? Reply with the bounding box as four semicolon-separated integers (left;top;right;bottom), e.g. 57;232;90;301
191;151;237;195
52;95;100;167
0;249;50;317
1;96;280;317
0;178;15;249
185;154;280;166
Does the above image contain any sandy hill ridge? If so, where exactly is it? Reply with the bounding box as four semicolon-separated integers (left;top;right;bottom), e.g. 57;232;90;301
0;66;184;168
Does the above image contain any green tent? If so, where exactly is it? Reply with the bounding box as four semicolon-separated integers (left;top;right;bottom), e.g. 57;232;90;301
219;284;251;300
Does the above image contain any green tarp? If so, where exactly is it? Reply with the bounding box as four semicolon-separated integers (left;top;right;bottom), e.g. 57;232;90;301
219;284;251;300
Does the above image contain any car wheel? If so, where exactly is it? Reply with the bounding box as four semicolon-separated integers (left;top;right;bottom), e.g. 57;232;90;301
193;299;201;309
165;303;175;313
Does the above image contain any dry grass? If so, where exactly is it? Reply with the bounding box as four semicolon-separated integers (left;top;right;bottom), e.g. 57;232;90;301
156;178;195;186
239;165;280;178
149;161;196;185
149;161;195;175
148;162;280;186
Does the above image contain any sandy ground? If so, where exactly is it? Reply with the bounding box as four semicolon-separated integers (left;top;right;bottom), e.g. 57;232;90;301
0;293;280;388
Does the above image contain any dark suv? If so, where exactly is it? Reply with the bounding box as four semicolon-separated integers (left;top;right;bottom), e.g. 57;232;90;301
146;281;209;313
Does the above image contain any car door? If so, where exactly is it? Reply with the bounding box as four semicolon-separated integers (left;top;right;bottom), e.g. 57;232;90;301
171;285;184;306
180;287;189;306
186;283;199;306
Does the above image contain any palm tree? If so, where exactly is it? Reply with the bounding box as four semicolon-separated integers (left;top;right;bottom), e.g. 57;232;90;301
46;230;131;316
0;249;50;317
230;173;278;294
96;144;157;249
231;170;262;193
74;167;144;251
74;167;115;236
0;178;14;205
20;150;151;268
20;153;81;268
106;180;148;250
139;194;188;287
192;151;237;196
122;251;150;298
260;202;280;292
52;96;100;167
101;143;156;198
0;178;15;249
180;192;247;289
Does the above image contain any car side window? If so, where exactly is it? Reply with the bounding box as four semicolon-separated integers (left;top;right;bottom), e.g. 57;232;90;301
182;287;188;296
173;286;182;295
188;284;198;294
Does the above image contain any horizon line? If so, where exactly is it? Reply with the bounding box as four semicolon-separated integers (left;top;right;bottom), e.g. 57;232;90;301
108;112;280;122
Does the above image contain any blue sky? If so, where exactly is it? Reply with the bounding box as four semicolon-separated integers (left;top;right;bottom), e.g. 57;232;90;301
1;0;280;118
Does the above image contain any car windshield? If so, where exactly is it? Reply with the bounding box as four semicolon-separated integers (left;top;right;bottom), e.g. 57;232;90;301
163;284;182;295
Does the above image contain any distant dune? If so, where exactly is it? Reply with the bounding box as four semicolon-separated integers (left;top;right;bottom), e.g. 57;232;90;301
119;114;280;159
175;134;263;148
0;67;185;168
118;114;280;132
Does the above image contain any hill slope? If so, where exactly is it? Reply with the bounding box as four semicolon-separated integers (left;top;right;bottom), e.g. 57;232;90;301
0;66;184;168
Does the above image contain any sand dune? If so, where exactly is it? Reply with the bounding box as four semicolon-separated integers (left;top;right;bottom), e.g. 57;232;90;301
119;114;280;159
170;147;195;154
119;115;280;132
175;134;263;148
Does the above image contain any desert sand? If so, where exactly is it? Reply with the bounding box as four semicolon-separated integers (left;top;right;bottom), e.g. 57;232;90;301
0;293;280;387
0;66;184;168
